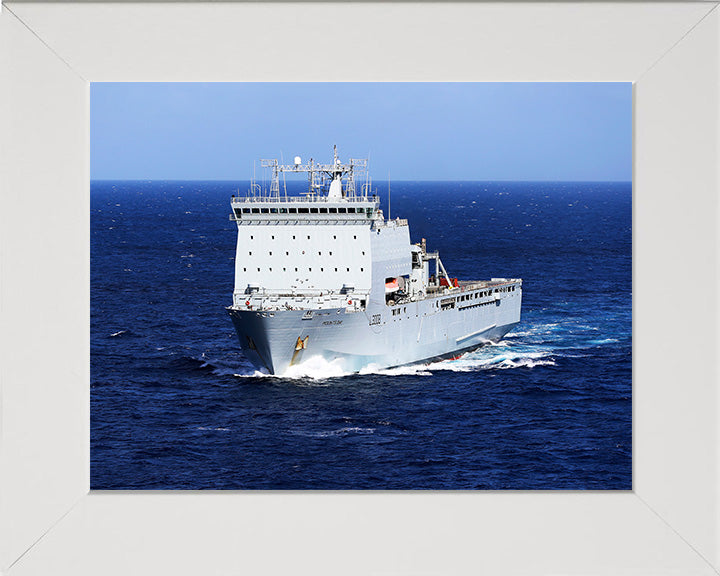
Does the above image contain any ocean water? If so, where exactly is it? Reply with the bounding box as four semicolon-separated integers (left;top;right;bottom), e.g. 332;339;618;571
91;180;631;489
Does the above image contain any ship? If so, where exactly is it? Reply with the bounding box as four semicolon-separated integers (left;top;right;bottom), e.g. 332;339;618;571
227;147;522;375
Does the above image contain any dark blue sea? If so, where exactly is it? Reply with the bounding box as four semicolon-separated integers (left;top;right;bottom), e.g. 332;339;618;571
91;181;631;490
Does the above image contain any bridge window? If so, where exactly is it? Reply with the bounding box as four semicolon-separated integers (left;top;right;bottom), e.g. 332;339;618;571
319;207;328;214
289;208;297;213
338;207;347;214
279;207;287;214
251;208;260;214
242;208;251;214
310;208;319;213
298;208;309;214
347;207;356;214
233;208;242;218
329;208;337;214
260;208;269;214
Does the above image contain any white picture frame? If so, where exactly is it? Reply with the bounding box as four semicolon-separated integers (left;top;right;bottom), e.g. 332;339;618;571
1;2;718;574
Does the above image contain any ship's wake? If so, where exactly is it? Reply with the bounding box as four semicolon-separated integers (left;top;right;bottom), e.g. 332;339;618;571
229;339;556;381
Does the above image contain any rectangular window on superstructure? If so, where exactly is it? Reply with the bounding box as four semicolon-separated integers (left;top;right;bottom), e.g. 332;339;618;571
233;208;242;218
289;208;297;213
261;208;269;214
242;208;251;214
329;208;337;214
298;208;309;214
279;208;287;214
270;208;278;213
310;208;319;213
251;208;260;214
338;208;347;214
319;207;328;213
347;207;355;214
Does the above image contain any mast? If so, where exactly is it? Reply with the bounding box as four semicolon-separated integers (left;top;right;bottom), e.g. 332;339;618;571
257;147;368;199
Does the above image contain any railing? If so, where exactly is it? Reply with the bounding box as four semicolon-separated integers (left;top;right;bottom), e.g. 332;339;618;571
231;195;377;204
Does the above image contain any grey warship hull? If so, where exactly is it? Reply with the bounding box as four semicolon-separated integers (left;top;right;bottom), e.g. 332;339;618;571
229;280;521;374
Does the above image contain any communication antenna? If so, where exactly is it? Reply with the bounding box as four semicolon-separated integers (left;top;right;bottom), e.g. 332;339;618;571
252;161;256;196
388;173;391;220
280;151;288;198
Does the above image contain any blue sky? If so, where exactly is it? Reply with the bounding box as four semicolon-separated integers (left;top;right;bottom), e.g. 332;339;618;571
91;83;631;181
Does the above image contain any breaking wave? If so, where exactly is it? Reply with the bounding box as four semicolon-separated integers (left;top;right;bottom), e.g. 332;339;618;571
228;344;556;382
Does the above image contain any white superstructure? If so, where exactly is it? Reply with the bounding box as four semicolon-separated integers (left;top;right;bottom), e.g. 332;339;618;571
228;147;522;374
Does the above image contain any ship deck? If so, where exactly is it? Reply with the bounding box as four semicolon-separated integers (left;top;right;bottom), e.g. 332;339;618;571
425;278;519;296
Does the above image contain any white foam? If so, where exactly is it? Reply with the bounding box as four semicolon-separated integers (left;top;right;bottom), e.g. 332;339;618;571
589;338;619;345
229;345;556;381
